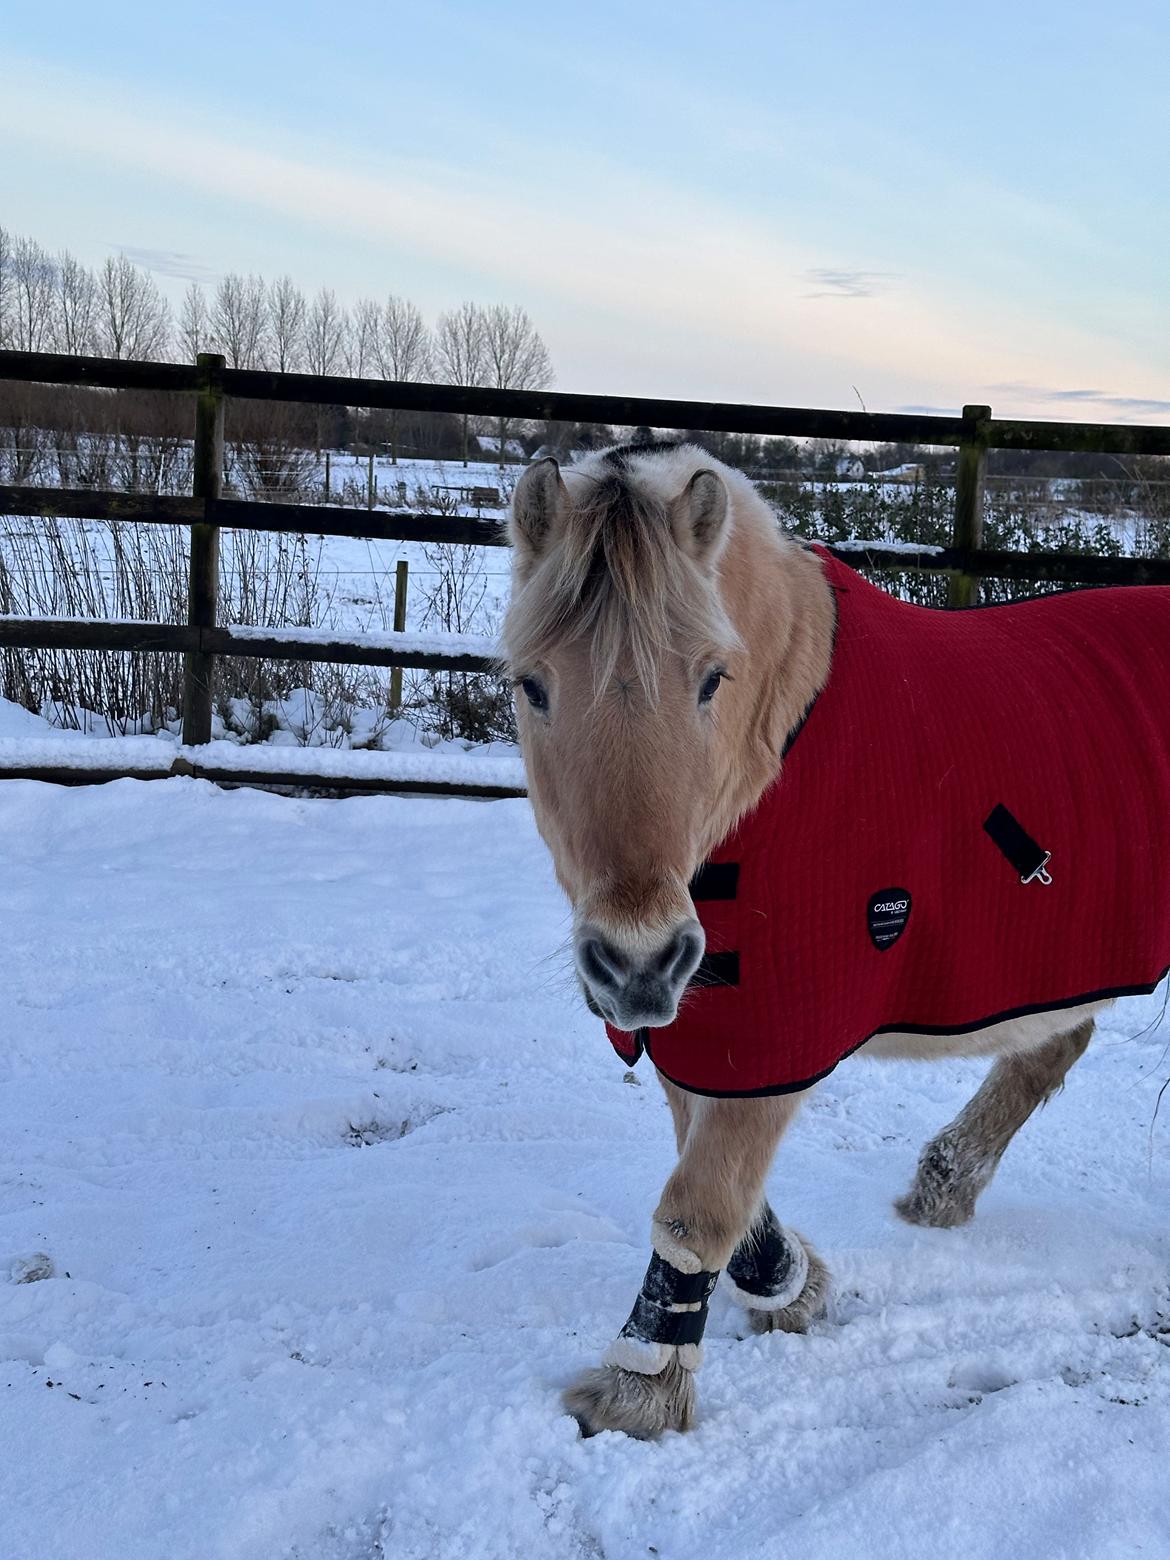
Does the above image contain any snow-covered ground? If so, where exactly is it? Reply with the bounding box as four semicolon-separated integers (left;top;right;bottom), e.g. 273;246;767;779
2;777;1170;1559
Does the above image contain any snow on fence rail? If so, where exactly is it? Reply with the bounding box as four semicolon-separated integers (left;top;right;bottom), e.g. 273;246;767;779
0;733;527;797
2;348;1170;797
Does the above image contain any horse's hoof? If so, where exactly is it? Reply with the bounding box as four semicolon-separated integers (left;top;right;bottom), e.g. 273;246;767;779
894;1183;976;1227
894;1150;978;1227
563;1354;696;1439
746;1241;831;1335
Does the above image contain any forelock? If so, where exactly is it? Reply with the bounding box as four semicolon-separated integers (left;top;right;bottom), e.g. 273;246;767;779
503;456;739;698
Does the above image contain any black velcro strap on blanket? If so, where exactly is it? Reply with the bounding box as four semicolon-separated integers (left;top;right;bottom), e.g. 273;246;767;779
983;803;1052;884
688;862;739;901
694;951;740;988
615;1251;719;1349
727;1205;802;1299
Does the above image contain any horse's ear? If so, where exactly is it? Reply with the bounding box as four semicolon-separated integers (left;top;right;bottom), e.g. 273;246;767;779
670;469;729;565
510;458;569;561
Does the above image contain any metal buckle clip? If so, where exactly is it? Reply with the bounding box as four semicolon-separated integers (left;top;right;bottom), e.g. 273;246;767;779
1021;853;1052;886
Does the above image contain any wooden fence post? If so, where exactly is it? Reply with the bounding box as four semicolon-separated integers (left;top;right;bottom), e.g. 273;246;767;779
389;559;408;710
948;403;991;609
324;450;331;502
367;452;376;510
181;352;225;745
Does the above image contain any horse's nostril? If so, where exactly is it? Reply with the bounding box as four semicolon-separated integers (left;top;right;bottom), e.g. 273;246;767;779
579;933;629;991
665;927;704;987
647;925;703;985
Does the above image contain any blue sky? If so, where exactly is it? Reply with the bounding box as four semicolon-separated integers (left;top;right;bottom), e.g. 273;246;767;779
3;0;1168;419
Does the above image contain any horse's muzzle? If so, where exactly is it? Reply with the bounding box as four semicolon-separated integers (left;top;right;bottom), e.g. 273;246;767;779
574;919;704;1030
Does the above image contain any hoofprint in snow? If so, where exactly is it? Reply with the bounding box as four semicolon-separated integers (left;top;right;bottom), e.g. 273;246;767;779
2;779;1170;1558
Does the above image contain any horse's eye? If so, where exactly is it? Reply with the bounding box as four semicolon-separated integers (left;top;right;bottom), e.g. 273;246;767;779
698;669;725;705
519;676;549;713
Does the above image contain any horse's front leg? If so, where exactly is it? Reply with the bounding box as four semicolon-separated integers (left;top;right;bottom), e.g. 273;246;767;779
657;1076;830;1337
564;1090;808;1439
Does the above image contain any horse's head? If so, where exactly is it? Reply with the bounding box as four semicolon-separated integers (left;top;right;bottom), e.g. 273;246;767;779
504;444;809;1033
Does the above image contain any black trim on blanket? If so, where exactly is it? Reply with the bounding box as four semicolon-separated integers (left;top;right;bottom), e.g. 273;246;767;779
642;965;1170;1098
610;1028;645;1066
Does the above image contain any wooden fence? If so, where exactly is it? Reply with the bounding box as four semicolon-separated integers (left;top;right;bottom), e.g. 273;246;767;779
1;348;1169;797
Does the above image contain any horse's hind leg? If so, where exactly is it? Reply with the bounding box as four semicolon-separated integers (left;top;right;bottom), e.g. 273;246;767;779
896;1018;1093;1228
724;1202;831;1334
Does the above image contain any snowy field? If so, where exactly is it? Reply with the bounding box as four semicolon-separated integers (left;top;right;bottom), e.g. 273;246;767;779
0;453;517;760
300;453;513;635
2;777;1170;1559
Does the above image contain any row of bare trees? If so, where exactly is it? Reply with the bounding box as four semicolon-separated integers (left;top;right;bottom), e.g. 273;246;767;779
0;230;171;360
0;225;555;463
180;277;552;462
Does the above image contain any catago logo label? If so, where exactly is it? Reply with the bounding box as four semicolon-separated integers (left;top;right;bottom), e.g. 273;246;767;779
867;888;911;950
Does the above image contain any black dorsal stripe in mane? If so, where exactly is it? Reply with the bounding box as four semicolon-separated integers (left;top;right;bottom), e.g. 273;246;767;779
603;440;690;467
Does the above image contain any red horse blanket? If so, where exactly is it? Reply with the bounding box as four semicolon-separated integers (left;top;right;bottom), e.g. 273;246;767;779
608;548;1170;1096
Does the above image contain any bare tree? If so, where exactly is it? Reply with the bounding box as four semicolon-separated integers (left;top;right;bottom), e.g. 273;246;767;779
97;254;171;360
53;251;98;355
212;273;268;369
267;275;306;372
303;288;348;452
11;236;57;351
179;283;211;362
348;297;381;380
0;227;13;348
376;295;431;462
435;301;488;467
482;303;553;468
303;287;347;377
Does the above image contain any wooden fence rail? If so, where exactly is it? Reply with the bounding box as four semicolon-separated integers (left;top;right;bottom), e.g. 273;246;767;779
5;348;1170;455
0;617;499;673
1;348;1169;797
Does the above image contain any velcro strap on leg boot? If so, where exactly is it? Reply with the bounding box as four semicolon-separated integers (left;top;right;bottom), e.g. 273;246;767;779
601;1252;719;1375
724;1207;808;1312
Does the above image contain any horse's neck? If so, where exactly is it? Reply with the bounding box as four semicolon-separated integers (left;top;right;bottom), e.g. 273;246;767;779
710;531;835;846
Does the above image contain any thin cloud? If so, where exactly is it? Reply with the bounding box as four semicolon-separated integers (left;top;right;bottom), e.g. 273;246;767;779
117;246;218;284
1098;396;1170;415
802;268;900;299
989;382;1170;417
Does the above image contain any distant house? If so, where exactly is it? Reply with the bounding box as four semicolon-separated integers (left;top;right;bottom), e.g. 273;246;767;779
475;435;527;461
834;455;866;480
872;463;927;483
